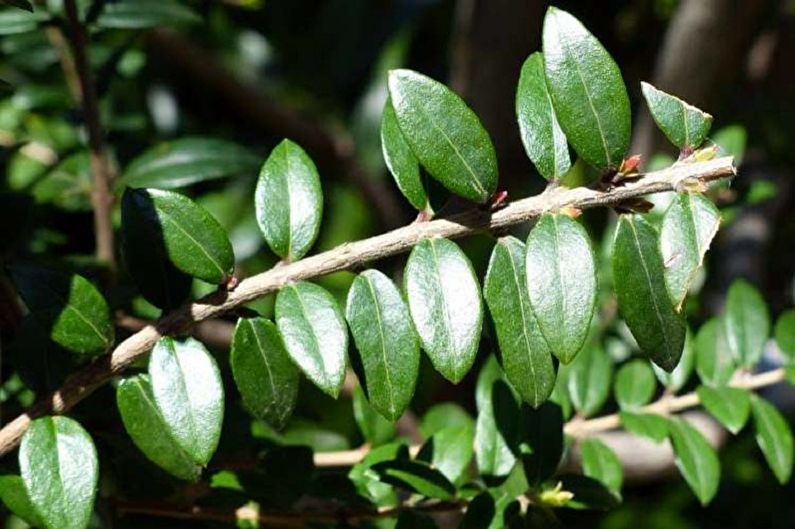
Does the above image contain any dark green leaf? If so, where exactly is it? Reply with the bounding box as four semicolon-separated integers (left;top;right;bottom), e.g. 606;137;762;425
275;281;348;397
567;344;612;417
353;385;397;446
255;139;323;261
381;97;427;211
0;0;33;12
640;82;713;149
10;264;113;358
475;375;518;481
230;317;299;429
542;7;631;170
525;213;596;363
484;236;556;407
0;8;47;34
614;359;656;410
613;215;686;371
387;69;497;203
395;511;438;529
668;418;720;505
116;375;202;480
346;269;419;421
19;417;98;529
724;279;770;367
653;331;694;391
417;424;475;483
462;492;524;529
420;403;473;438
348;442;407;505
516;52;570;180
697;385;750;435
124;188;234;284
695;317;735;387
405;238;483;383
775;309;795;362
0;474;42;527
556;474;620;510
33;151;92;211
149;337;224;466
580;438;622;495
96;0;199;28
121;138;258;189
660;193;720;308
521;401;564;485
372;459;456;500
619;412;668;443
750;395;794;484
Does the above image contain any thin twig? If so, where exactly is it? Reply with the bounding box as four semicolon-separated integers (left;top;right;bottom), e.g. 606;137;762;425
0;157;735;457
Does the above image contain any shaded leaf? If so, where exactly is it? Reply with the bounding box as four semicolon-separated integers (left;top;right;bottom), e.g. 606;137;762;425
484;236;555;407
475;374;518;481
395;511;438;529
614;359;656;411
372;459;456;500
580;438;623;495
33;151;92;211
275;281;348;397
0;0;33;11
353;385;397;446
668;418;720;505
525;213;597;363
521;401;565;485
619;412;668;443
567;344;612;417
230;317;299;429
255;139;323;261
417;424;475;483
653;331;694;392
556;475;620;510
0;8;47;34
420;403;473;439
381;96;427;211
724;279;770;367
388;69;497;203
405;238;482;383
0;474;42;527
697;385;750;435
641;82;713;149
775;309;795;362
96;0;200;28
695;317;735;387
751;395;794;484
516;52;570;180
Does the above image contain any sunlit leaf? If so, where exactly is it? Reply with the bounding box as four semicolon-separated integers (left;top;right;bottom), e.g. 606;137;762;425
724;279;770;367
641;82;713;149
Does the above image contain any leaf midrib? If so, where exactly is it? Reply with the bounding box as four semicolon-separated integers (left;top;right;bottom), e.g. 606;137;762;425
364;276;397;416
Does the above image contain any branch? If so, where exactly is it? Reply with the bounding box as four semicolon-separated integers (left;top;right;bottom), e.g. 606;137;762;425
0;157;735;458
63;0;116;272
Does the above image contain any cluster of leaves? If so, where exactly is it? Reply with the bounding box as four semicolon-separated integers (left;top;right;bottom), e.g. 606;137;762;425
0;3;792;529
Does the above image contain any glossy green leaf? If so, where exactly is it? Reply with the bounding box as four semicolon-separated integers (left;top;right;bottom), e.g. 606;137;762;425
484;237;556;407
542;7;631;170
405;238;483;383
613;215;686;371
353;384;397;446
516;52;570;180
751;395;794;484
417;424;475;483
668;418;720;505
0;8;47;35
697;385;750;435
0;474;42;527
724;279;770;367
124;188;234;284
96;0;200;29
475;374;518;481
775;310;795;362
387;69;497;203
653;331;694;392
255;139;323;261
660;193;720;308
567;344;612;417
346;269;420;421
275;281;348;397
640;82;713;149
695;317;735;387
614;359;656;410
525;213;597;363
381;97;427;211
619;412;668;443
556;474;620;510
580;438;623;495
10;264;113;358
521;401;565;485
149;337;224;466
19;417;98;529
230;317;299;429
372;459;456;500
121;138;258;189
116;375;202;480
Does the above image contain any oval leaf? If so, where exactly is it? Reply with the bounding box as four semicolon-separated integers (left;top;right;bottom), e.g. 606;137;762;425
697;385;750;435
695;317;735;387
387;69;497;203
542;7;631;171
19;417;98;529
484;237;556;407
668;418;720;505
613;215;686;371
255;139;323;261
372;459;456;500
775;309;795;362
475;368;518;481
149;337;225;466
567;344;612;417
0;474;42;527
125;188;234;284
121;137;258;189
580;438;623;495
751;395;794;484
516;52;570;180
231;317;300;429
381;97;428;211
521;401;565;485
525;213;596;363
346;269;420;421
117;375;202;481
353;384;397;446
724;279;770;367
275;281;348;397
619;412;668;443
614;359;656;411
10;264;113;357
640;82;713;149
417;424;475;484
660;193;720;308
405;238;482;383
